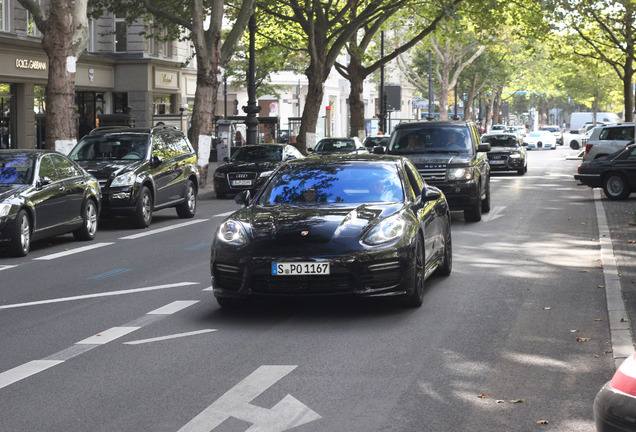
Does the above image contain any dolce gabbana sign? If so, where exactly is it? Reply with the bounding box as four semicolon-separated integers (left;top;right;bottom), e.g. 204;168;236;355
15;58;48;71
154;68;179;90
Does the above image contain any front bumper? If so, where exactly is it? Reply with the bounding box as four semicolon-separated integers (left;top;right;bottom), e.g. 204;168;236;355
211;245;416;300
431;181;479;211
99;186;138;216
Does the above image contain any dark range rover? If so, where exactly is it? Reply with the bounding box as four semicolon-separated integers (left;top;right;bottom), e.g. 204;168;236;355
376;121;491;222
69;126;199;228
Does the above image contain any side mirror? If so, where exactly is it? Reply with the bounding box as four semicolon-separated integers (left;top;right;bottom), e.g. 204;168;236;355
234;190;251;207
151;155;163;167
373;146;386;154
477;143;491;152
421;186;441;202
37;176;51;188
223;157;230;163
307;148;314;153
285;155;297;161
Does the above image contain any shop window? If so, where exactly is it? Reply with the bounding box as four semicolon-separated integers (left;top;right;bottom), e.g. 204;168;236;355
113;92;129;114
153;94;172;115
114;12;127;53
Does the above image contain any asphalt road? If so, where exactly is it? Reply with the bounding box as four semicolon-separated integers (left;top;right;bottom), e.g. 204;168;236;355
0;147;628;432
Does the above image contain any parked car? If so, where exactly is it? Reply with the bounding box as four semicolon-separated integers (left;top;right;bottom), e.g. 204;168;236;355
375;120;491;222
574;142;636;200
568;126;597;150
212;144;304;199
363;135;390;150
540;125;564;145
524;130;557;150
594;352;636;431
309;137;367;154
583;123;635;162
211;154;452;308
504;126;526;140
0;149;100;256
481;133;527;175
68;125;199;228
490;124;507;132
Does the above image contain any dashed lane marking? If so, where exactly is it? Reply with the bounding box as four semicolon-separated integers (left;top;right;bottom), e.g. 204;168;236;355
33;242;114;260
119;219;209;240
124;329;217;345
0;300;199;390
0;282;199;310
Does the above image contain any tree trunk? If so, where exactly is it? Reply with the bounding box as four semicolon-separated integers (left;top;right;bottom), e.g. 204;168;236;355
41;2;76;153
296;64;325;154
348;62;366;139
623;56;634;123
190;60;219;187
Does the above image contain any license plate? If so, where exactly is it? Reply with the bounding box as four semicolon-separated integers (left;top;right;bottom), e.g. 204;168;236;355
231;179;253;186
490;160;506;165
272;262;330;276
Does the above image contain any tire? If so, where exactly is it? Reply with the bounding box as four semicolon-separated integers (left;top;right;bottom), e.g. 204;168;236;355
570;140;580;150
436;222;452;276
517;167;525;175
481;179;491;213
603;173;631;200
129;186;153;228
464;192;482;222
9;210;30;257
216;297;250;308
73;199;98;241
176;180;197;218
402;234;425;307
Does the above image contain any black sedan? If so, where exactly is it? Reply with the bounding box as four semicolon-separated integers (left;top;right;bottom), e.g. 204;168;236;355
575;143;636;200
210;154;452;308
594;353;636;431
481;132;527;175
309;137;367;155
212;144;304;198
0;149;100;256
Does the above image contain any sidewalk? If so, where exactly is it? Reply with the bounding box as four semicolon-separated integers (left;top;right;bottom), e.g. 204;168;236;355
197;161;219;200
602;194;636;361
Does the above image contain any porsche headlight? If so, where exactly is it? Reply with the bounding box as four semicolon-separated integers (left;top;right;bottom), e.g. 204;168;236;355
448;167;474;180
110;171;136;187
0;203;11;218
217;219;248;246
363;214;406;246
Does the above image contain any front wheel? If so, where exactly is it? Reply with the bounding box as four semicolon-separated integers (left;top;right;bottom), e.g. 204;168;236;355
603;173;631;200
176;180;197;218
9;210;30;257
481;179;491;213
402;235;424;307
73;199;98;241
129;186;153;228
436;223;452;276
570;140;580;150
464;198;482;222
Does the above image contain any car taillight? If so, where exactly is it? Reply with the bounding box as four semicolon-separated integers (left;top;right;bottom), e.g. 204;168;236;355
577;166;582;174
610;353;636;396
585;144;593;153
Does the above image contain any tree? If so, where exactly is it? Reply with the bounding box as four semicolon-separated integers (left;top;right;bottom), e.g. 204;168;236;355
17;0;90;152
554;0;636;122
334;0;461;138
92;0;255;185
257;0;418;154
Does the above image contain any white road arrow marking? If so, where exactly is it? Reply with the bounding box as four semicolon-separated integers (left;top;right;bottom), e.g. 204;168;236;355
482;206;505;222
177;365;321;432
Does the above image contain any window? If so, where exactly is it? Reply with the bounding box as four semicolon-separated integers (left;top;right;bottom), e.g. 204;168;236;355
87;18;96;52
26;0;41;36
0;0;10;32
114;12;127;53
51;154;80;179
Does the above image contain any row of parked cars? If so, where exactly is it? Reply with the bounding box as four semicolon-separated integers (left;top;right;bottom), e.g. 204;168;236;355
0;126;200;256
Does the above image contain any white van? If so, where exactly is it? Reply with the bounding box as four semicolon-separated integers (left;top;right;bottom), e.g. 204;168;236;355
569;112;621;134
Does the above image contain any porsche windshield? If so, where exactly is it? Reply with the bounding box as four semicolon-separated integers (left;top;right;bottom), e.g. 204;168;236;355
257;162;403;205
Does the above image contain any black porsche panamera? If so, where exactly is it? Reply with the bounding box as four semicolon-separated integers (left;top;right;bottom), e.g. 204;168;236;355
210;154;452;308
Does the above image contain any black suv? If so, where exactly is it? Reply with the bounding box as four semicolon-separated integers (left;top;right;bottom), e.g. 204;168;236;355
377;121;491;222
69;126;199;228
